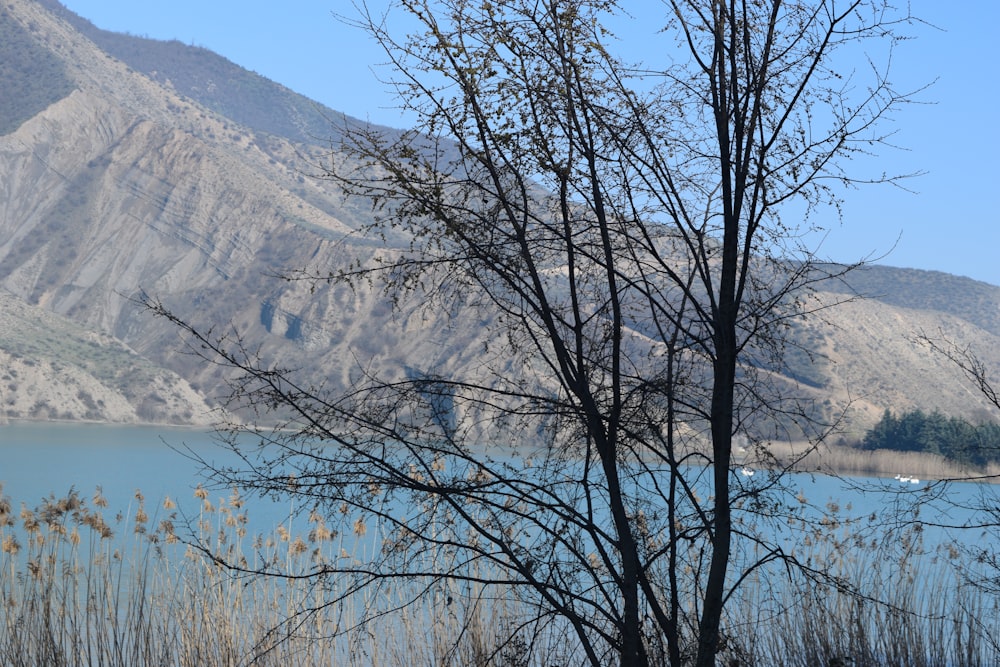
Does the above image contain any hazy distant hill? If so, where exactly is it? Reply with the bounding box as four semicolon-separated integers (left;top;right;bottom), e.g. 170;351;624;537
817;265;1000;335
0;0;997;436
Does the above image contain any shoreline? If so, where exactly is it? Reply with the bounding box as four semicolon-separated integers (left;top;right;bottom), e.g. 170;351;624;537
4;419;998;484
771;440;1000;484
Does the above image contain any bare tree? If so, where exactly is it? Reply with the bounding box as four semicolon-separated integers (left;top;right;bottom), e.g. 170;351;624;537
151;1;919;664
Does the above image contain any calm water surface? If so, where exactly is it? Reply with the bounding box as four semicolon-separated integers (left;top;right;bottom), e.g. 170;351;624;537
0;422;226;505
0;422;307;537
0;421;992;544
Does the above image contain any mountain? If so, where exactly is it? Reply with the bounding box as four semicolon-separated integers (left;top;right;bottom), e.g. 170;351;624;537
0;0;998;439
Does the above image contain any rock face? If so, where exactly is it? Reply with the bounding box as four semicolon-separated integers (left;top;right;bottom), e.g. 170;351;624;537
0;0;999;437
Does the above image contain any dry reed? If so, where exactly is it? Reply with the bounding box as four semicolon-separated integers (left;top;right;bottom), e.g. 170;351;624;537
0;484;563;667
1;481;998;666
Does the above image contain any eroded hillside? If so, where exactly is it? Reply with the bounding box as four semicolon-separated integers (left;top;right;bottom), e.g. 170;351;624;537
0;0;998;438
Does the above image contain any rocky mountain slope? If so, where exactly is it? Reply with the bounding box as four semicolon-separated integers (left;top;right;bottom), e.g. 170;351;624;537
0;0;997;438
0;290;212;424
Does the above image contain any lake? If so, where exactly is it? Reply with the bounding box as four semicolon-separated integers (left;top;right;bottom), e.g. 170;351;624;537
0;421;991;541
2;421;998;664
0;422;307;539
0;422;232;505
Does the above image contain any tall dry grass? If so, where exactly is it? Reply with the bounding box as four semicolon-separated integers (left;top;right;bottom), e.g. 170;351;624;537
770;441;1000;482
0;484;559;667
724;514;1000;666
1;482;998;666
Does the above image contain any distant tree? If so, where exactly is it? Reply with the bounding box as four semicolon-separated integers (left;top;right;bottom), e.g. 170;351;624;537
863;409;898;450
151;1;919;665
861;406;1000;467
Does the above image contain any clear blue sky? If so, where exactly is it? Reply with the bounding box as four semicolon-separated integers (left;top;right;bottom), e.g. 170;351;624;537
58;1;1000;286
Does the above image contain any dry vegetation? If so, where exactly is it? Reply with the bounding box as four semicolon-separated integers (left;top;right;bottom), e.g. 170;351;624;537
1;482;998;666
0;484;569;667
772;441;1000;482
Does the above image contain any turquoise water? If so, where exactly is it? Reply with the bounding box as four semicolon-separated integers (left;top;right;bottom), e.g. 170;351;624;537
2;422;997;663
0;421;992;551
0;422;225;508
0;422;305;538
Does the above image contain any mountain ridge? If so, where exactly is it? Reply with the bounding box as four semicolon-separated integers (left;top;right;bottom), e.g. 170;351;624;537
0;0;997;439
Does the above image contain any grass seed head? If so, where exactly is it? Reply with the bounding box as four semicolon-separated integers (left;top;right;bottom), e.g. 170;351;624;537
1;534;20;555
